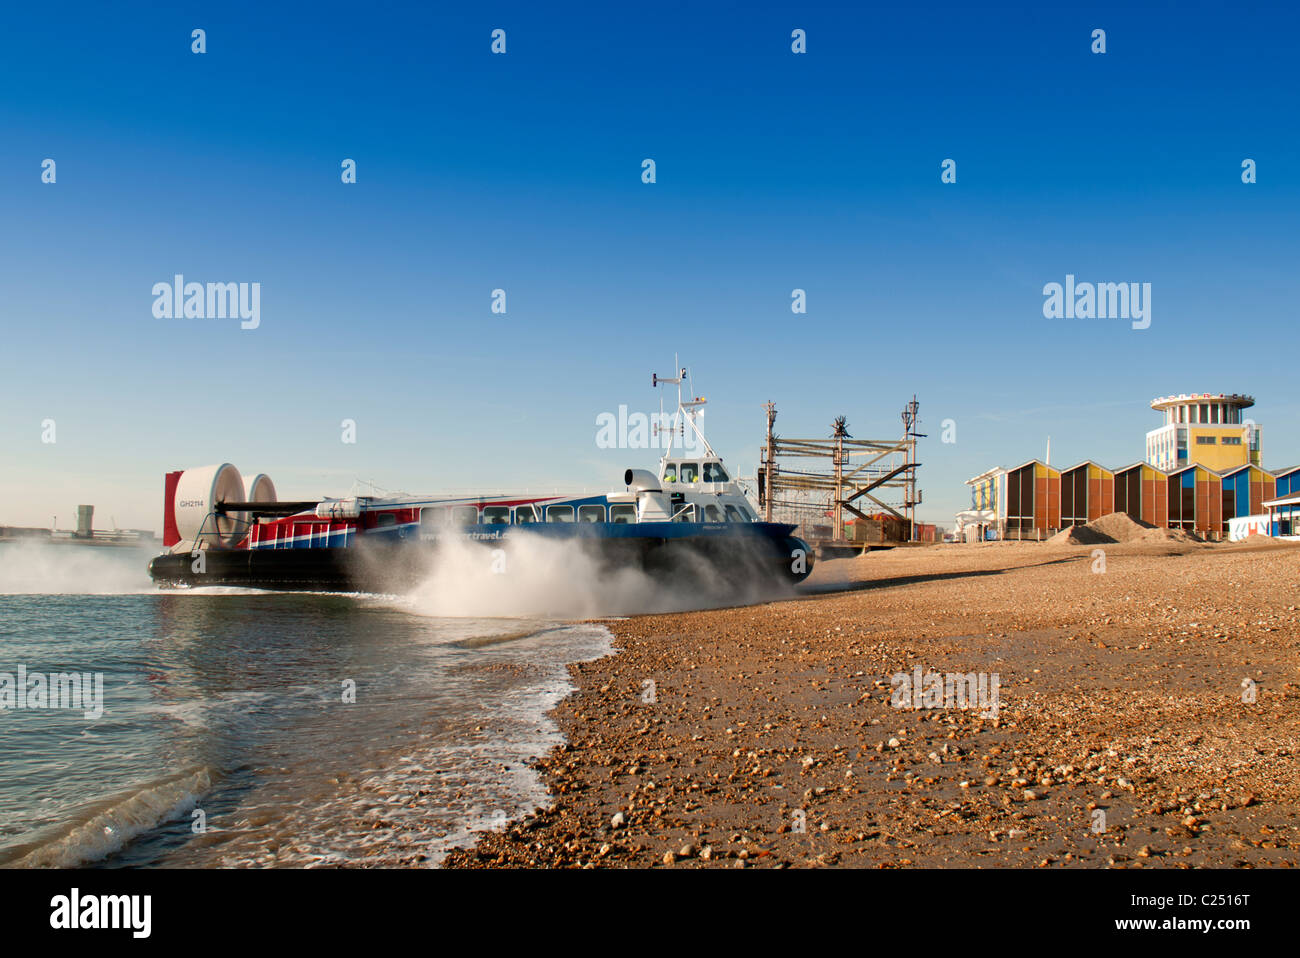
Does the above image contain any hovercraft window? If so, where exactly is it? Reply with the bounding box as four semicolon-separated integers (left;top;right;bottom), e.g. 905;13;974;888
702;503;723;522
545;505;575;523
515;504;540;524
725;504;749;522
703;462;729;482
578;505;606;523
420;507;448;528
679;463;700;483
609;504;637;523
482;506;510;524
663;463;677;483
452;506;480;525
374;513;397;527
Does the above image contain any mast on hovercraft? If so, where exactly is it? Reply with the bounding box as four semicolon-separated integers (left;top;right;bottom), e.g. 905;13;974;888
652;357;723;482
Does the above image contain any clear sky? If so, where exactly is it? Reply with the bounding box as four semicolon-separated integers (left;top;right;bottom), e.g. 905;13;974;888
1;1;1296;530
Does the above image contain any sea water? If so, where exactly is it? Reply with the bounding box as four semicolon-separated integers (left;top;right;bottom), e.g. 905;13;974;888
0;541;611;867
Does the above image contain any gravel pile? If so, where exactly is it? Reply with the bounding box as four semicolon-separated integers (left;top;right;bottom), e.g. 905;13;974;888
1048;512;1204;546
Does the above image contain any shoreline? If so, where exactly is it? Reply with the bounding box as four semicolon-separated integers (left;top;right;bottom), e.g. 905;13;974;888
443;539;1300;868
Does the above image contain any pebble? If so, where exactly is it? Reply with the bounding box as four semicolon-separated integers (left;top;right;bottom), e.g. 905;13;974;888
441;545;1297;871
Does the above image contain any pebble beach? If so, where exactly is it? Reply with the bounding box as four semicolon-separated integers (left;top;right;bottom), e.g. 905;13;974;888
444;538;1300;868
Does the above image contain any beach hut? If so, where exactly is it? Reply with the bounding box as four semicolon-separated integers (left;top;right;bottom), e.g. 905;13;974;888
1112;461;1169;528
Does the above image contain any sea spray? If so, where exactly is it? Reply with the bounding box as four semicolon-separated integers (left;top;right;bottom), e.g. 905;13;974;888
0;541;155;595
390;532;792;619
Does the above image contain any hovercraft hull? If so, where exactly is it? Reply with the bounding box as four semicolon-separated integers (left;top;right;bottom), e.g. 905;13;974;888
148;523;812;592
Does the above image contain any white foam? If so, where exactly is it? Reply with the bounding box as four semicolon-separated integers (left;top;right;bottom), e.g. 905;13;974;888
5;767;214;868
0;541;155;595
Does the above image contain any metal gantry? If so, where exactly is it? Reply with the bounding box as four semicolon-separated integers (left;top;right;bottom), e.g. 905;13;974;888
759;399;921;549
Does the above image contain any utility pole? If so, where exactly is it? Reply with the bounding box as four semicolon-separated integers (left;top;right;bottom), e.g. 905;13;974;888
831;416;850;540
901;396;922;541
762;401;777;522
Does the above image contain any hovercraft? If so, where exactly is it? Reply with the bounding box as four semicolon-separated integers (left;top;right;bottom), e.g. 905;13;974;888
147;366;812;592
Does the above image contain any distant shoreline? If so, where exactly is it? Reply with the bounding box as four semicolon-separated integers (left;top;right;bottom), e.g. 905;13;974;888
0;533;155;549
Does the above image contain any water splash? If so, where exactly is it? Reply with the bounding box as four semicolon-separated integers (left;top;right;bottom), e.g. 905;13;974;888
388;533;792;619
0;541;156;595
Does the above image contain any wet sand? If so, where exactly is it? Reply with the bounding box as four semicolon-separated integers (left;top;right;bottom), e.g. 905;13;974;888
444;539;1300;868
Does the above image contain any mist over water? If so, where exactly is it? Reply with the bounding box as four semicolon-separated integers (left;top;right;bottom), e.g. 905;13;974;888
0;541;155;595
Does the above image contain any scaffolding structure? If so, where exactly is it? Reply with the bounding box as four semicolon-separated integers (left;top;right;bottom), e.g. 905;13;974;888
758;399;922;550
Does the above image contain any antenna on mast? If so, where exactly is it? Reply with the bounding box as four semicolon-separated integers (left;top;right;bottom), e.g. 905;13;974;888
651;356;714;459
651;354;685;455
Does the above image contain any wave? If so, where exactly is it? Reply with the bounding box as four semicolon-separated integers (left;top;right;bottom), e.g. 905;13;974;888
2;767;215;868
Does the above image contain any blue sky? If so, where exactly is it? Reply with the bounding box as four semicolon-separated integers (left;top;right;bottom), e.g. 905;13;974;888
1;1;1297;530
